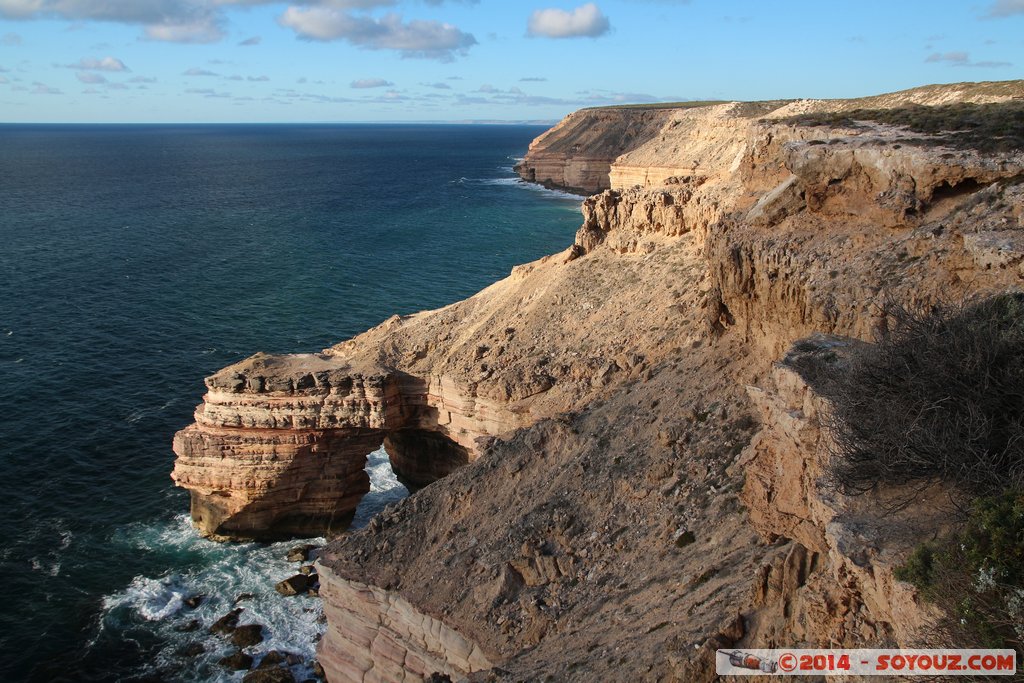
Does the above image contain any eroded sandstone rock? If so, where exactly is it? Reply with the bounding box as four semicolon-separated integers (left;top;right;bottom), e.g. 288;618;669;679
316;563;493;683
171;355;530;540
738;335;949;650
171;80;1024;681
515;107;675;194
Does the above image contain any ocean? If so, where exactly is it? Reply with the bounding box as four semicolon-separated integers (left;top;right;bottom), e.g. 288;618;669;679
0;124;581;682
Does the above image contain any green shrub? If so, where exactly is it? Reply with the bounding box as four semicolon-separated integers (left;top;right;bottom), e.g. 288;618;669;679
895;489;1024;651
893;542;936;588
808;293;1024;497
778;101;1024;153
797;293;1024;659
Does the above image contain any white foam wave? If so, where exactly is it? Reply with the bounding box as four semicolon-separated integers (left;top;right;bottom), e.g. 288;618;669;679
30;557;62;576
104;575;187;621
465;175;583;202
27;520;72;576
352;447;409;529
99;447;409;681
101;521;327;681
491;177;584;201
125;399;179;424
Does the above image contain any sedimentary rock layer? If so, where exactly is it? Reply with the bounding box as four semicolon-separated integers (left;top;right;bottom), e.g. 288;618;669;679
514;107;675;194
318;563;492;682
172;80;1024;680
171;353;531;539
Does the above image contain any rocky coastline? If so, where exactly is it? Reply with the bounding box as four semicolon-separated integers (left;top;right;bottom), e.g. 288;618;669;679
171;80;1024;681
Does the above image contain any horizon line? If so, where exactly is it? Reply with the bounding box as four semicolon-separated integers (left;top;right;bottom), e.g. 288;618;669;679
0;119;561;126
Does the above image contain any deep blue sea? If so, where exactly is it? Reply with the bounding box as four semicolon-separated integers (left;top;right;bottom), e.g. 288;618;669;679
0;124;581;682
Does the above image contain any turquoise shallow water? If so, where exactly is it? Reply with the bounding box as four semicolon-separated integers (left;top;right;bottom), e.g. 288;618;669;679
0;124;581;682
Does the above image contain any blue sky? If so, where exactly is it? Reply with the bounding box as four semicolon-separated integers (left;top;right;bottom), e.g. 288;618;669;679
0;0;1022;123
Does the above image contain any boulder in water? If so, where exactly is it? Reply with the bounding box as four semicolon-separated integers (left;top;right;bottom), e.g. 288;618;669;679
231;623;264;648
219;651;254;670
274;575;309;596
175;642;205;658
258;650;290;668
174;619;200;633
210;608;243;635
286;545;317;563
242;667;296;683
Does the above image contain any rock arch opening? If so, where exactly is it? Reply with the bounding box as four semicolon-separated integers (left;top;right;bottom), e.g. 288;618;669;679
384;429;471;491
351;447;410;528
171;356;517;541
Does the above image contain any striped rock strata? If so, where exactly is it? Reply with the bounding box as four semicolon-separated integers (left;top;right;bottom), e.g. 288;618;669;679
172;81;1024;681
317;564;492;683
171;352;523;540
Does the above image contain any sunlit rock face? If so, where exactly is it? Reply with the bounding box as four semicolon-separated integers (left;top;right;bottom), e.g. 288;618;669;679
172;81;1024;680
171;353;503;540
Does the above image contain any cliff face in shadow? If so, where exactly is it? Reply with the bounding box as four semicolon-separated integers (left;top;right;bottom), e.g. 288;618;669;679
170;80;1024;681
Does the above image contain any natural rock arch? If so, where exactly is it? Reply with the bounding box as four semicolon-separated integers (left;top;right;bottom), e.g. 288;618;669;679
171;353;516;540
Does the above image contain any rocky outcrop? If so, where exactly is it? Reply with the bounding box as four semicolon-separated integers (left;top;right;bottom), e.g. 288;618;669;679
575;177;721;254
172;80;1024;680
318;564;492;682
514;107;675;194
171;354;529;540
739;336;946;650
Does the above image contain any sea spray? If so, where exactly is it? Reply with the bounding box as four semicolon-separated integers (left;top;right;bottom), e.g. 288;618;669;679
98;448;407;682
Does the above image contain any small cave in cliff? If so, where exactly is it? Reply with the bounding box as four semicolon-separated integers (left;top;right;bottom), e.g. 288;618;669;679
929;177;983;204
383;430;470;491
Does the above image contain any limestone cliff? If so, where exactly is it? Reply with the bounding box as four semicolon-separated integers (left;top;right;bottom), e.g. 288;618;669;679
513;107;677;194
171;80;1024;681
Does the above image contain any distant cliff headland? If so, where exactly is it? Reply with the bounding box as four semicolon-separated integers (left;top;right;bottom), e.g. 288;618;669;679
172;80;1024;681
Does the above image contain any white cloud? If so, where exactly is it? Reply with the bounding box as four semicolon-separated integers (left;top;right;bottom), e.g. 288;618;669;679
451;85;672;109
0;1;479;47
145;19;223;43
2;31;22;45
0;0;223;42
986;0;1024;17
238;35;260;46
925;51;1012;67
925;51;969;64
351;77;394;88
183;67;219;76
185;87;231;98
31;81;61;94
279;8;476;60
68;56;128;71
75;71;106;83
527;3;610;39
1;0;190;22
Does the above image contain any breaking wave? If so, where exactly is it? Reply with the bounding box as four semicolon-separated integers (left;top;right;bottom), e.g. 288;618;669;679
96;448;405;682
